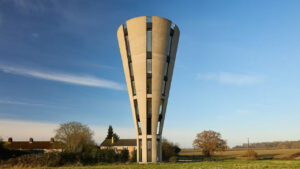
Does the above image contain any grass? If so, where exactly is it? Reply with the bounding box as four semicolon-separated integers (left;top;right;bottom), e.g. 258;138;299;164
4;149;300;169
5;160;300;169
179;148;300;160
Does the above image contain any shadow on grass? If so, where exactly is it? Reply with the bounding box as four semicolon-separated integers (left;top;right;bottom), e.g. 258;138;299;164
178;155;236;162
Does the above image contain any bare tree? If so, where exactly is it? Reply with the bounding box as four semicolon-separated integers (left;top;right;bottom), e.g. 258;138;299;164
193;130;227;157
55;121;95;153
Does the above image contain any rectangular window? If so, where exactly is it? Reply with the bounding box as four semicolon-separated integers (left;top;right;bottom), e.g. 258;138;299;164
147;78;152;94
138;122;142;135
131;81;136;95
167;35;172;56
147;59;152;75
125;36;131;57
163;62;168;77
147;30;152;52
161;81;165;95
156;139;160;162
147;139;152;162
147;117;151;135
129;62;134;78
139;139;142;162
123;146;128;150
147;98;152;118
157;121;160;135
134;99;139;121
159;100;164;116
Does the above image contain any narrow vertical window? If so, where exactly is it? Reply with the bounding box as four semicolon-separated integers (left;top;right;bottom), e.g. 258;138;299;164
156;139;160;162
147;77;152;94
129;62;134;78
147;139;152;162
139;139;142;162
147;59;152;75
125;35;131;57
131;81;136;96
146;30;152;52
147;98;152;118
157;121;160;135
124;27;136;97
147;117;151;135
134;99;139;121
161;81;165;95
134;99;141;135
159;99;164;116
167;35;172;56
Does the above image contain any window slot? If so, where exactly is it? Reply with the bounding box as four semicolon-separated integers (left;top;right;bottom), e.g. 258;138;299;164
147;78;152;94
157;121;160;135
131;81;136;96
159;99;164;116
147;117;151;135
125;36;131;57
139;139;142;162
147;30;152;52
147;98;152;118
147;59;152;75
147;139;152;162
161;81;165;95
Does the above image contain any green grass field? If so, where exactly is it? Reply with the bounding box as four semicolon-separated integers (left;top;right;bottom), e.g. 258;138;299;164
4;149;300;169
6;160;300;169
179;148;300;160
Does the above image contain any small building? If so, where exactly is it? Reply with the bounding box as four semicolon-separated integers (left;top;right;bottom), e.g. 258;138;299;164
4;137;62;153
100;137;136;158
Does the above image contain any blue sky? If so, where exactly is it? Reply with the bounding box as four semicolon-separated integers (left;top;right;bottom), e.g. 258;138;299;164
1;0;300;148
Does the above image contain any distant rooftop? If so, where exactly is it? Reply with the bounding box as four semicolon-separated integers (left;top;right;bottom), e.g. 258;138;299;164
4;137;61;150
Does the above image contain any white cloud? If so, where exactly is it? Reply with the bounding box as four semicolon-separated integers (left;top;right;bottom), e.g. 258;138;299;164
10;0;46;13
0;65;125;90
31;32;39;38
0;99;44;106
197;72;263;85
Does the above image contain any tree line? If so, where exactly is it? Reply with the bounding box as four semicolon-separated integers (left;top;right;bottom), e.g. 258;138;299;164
233;140;300;149
0;121;181;167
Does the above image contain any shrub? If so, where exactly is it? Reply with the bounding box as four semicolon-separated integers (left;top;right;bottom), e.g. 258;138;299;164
162;139;181;162
243;149;258;160
169;156;178;162
120;149;129;162
130;150;137;162
1;148;131;167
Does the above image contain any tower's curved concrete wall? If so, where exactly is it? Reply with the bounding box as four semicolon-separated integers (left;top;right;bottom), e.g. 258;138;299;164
117;16;180;163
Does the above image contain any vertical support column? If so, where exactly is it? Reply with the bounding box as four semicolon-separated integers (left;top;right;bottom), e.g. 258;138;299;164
151;16;171;163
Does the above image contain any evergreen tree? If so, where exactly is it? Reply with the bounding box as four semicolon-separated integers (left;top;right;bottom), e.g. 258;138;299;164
106;125;114;139
105;125;120;142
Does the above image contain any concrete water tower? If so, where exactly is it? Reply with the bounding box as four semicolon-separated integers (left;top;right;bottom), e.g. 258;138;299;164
117;16;180;163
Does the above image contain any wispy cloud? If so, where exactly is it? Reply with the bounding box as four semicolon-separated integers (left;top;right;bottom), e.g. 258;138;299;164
0;99;44;106
196;72;264;85
9;0;47;13
31;32;39;38
0;99;66;109
0;65;125;90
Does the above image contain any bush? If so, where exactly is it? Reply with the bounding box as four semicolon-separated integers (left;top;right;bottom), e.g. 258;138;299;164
243;149;258;160
169;156;178;162
120;149;129;162
162;139;181;162
130;150;137;162
0;148;131;167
